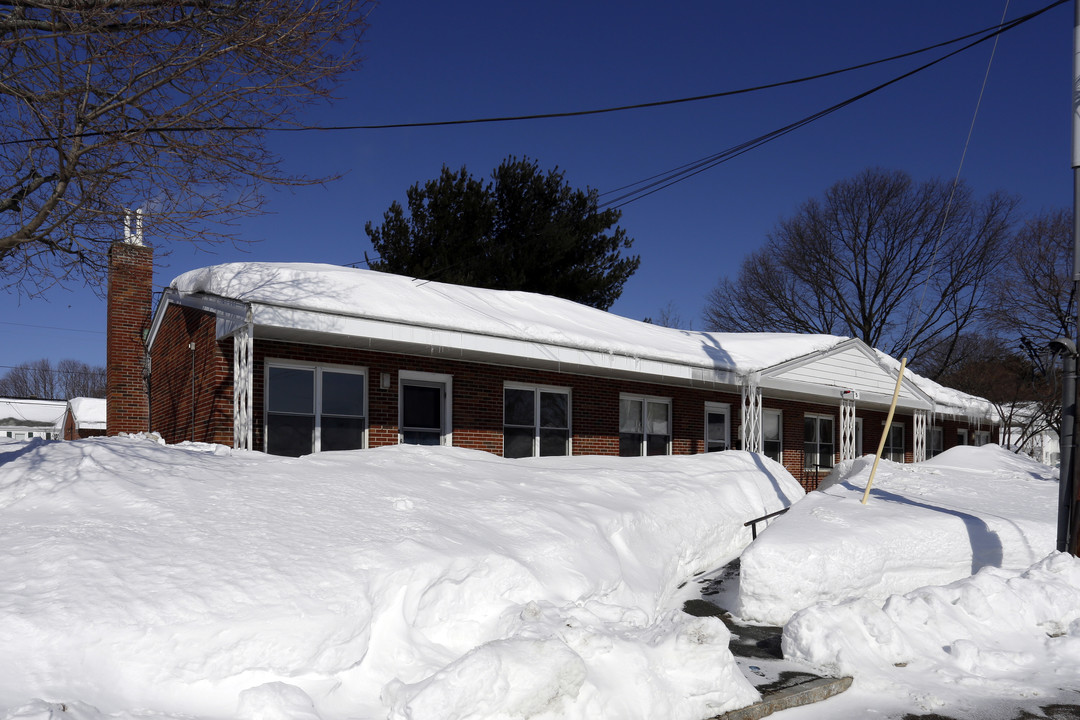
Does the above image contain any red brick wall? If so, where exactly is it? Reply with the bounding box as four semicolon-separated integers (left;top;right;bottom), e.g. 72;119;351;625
148;304;233;445
106;242;153;435
148;304;992;491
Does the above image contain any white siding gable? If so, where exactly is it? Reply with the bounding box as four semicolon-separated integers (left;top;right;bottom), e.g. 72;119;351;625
759;340;929;406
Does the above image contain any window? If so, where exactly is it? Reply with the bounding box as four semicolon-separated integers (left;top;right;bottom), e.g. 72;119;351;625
931;426;944;457
504;385;570;458
804;414;834;470
974;430;991;446
957;428;969;446
705;402;731;453
620;395;671;456
265;361;366;457
884;423;905;462
762;409;782;464
399;371;452;446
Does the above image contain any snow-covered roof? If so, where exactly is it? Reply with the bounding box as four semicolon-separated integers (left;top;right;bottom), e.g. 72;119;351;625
165;262;992;418
873;350;996;419
67;397;107;429
0;397;66;429
169;262;846;373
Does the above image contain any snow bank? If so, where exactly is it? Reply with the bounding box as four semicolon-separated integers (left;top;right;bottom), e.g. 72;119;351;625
737;444;1057;625
0;438;802;720
783;552;1080;714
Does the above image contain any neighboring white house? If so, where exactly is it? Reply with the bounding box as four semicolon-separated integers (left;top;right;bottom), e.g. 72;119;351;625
0;397;67;440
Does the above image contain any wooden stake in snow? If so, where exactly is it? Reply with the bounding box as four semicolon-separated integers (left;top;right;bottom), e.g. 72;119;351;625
861;357;907;505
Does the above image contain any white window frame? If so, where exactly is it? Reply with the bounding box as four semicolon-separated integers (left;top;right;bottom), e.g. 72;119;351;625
958;428;969;446
619;393;672;457
503;382;572;457
974;429;991;446
884;421;905;463
398;370;453;446
704;401;731;453
263;358;368;456
804;413;835;471
854;417;863;458
762;408;783;464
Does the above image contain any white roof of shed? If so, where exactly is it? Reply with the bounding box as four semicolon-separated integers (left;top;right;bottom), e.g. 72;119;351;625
0;398;66;429
67;397;107;429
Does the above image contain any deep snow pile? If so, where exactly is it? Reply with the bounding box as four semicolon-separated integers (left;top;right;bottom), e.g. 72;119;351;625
782;551;1080;716
0;437;802;720
737;444;1058;626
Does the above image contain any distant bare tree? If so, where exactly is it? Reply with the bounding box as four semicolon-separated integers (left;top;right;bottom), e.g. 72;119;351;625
644;301;688;329
0;358;105;398
1;0;371;293
987;208;1073;346
703;168;1017;379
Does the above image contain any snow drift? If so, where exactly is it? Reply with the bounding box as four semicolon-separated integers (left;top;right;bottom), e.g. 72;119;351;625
0;437;802;720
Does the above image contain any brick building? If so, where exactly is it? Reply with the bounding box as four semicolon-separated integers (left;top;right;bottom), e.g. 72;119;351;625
107;247;998;490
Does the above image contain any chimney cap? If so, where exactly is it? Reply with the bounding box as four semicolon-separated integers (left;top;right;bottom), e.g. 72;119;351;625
123;208;144;247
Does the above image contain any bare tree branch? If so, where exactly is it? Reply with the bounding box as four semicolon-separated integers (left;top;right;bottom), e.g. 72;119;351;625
0;0;371;293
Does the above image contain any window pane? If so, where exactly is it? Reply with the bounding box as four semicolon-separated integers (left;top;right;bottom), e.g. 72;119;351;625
619;398;642;434
321;416;364;452
402;384;442;430
268;367;314;414
646;433;668;456
322;372;365;417
540;392;568;429
707;411;727;452
804;417;818;443
504;388;534;427
504;427;534;458
763;440;782;463
763;411;781;442
267;413;314;457
539;428;569;456
646;401;669;435
402;430;441;446
619;433;643;457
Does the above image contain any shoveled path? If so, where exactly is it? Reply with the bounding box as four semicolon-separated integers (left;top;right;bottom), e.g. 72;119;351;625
682;559;852;720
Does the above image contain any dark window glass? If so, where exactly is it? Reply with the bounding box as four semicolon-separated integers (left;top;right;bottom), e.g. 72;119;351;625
707;411;728;452
402;384;442;431
402;430;442;446
646;433;668;456
267;413;314;457
322;372;365;417
504;427;534;458
268;367;313;414
321;416;365;452
504;388;534;427
804;416;834;469
539;428;569;456
620;433;643;457
539;392;568;429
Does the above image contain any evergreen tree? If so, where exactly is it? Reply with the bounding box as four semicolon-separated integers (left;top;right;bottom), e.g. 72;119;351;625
365;157;639;310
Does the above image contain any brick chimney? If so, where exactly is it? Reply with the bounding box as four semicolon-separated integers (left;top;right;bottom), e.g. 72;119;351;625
106;213;153;435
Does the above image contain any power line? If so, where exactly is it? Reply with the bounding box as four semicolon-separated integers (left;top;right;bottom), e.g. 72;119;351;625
0;3;1063;148
597;0;1062;210
0;320;105;335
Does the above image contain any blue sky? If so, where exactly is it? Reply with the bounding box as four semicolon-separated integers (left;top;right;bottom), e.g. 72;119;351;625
0;0;1071;375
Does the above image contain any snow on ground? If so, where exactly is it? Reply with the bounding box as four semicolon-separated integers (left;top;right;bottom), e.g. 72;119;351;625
0;437;802;720
735;444;1078;719
738;445;1057;627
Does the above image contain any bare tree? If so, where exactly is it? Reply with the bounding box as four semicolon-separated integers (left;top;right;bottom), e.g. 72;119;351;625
703;168;1017;379
1;0;371;293
0;357;105;398
987;208;1073;346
